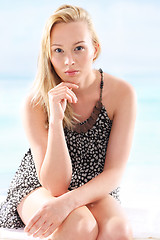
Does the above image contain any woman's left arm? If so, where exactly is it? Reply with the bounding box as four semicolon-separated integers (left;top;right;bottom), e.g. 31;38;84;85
64;81;137;209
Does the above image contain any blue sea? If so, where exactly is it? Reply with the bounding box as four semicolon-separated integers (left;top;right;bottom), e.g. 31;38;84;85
0;74;160;207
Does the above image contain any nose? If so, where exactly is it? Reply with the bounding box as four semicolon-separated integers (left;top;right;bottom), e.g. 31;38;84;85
64;53;75;66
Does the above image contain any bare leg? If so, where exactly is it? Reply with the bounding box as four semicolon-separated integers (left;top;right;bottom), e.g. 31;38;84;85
87;195;133;240
17;187;98;240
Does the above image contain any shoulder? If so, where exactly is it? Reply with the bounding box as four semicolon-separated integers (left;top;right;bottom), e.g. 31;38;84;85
21;91;47;129
102;72;137;119
104;72;136;97
21;92;37;115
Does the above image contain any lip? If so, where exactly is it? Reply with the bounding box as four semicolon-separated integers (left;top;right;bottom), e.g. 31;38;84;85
65;70;79;76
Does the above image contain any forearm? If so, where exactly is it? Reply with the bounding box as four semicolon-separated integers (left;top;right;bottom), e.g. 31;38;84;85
40;121;72;196
62;168;122;210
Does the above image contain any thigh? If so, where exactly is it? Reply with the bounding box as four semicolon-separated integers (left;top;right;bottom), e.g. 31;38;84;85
17;187;54;224
87;195;132;239
17;187;98;240
87;195;126;222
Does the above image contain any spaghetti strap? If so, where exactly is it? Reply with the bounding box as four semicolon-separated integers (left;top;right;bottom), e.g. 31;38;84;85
98;68;104;102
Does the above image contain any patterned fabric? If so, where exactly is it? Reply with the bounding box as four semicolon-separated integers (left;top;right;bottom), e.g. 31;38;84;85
0;69;120;229
0;149;41;228
66;106;112;190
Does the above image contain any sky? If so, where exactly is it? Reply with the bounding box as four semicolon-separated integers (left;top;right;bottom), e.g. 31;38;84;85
0;0;159;79
0;1;159;205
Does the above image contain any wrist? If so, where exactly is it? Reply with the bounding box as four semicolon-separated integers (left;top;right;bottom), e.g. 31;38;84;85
49;119;63;129
60;190;80;212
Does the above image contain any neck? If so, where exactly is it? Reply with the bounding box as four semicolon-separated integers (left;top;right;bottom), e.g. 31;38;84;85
74;69;98;96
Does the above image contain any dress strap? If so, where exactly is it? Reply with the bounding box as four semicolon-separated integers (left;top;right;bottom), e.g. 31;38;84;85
98;68;104;102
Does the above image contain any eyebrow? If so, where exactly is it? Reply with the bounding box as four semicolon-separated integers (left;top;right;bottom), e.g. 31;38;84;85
74;41;85;45
51;41;86;47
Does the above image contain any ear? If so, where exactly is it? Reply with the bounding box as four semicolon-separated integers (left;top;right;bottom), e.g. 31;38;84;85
93;42;99;61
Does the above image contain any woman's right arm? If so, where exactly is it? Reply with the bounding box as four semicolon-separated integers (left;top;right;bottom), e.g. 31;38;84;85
22;82;78;196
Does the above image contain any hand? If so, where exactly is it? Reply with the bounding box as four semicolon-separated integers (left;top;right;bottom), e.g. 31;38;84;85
24;196;72;238
48;82;79;123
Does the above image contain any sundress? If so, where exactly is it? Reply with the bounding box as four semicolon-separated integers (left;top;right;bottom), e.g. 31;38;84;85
0;68;120;229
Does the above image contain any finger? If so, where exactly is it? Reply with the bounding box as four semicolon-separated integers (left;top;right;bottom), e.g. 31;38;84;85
49;82;79;94
49;87;78;103
33;221;52;238
51;93;72;103
41;223;56;238
66;88;78;103
60;87;78;103
49;86;72;95
49;86;76;95
50;92;76;104
59;82;79;89
25;216;43;236
24;215;41;233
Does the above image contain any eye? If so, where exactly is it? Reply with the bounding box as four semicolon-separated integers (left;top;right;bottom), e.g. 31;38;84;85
55;48;63;53
74;46;84;51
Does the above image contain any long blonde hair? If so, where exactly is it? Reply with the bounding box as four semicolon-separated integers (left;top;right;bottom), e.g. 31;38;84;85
32;4;101;129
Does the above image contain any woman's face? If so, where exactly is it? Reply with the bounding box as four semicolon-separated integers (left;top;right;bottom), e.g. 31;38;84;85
50;21;97;85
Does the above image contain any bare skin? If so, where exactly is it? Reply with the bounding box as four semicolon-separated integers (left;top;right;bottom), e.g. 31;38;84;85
17;21;137;240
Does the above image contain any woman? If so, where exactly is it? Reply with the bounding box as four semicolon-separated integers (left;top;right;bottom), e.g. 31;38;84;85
0;4;137;240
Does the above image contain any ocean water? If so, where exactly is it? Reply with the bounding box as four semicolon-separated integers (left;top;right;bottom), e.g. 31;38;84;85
0;75;160;207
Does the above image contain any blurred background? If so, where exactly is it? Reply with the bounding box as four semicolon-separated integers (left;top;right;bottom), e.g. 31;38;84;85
0;0;160;209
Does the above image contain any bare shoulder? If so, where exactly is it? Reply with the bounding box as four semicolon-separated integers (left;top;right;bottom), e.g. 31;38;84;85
22;92;47;125
103;72;137;98
22;92;39;112
21;91;48;145
21;92;34;114
102;72;137;119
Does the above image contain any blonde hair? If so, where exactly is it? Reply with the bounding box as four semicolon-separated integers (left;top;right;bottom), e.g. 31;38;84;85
32;4;101;129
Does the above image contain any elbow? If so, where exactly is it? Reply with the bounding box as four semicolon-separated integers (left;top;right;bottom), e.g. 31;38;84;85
48;186;69;197
44;183;70;197
39;171;71;197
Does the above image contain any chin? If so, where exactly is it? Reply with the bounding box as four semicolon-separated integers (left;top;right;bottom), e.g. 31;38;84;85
64;75;80;84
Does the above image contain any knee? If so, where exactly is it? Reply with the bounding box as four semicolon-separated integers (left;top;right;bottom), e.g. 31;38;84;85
107;217;133;240
98;217;133;240
69;209;98;240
